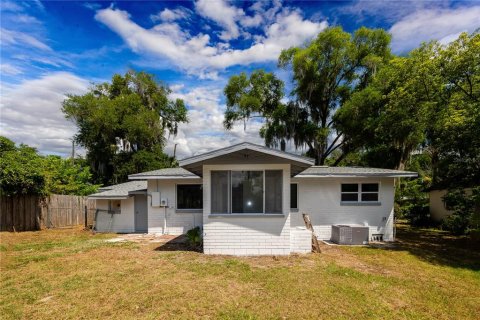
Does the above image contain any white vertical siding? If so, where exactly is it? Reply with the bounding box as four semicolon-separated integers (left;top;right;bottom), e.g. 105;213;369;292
95;197;135;233
290;177;396;241
147;179;203;235
203;164;291;255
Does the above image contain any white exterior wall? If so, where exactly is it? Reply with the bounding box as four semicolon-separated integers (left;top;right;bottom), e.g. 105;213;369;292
147;179;203;235
95;198;135;233
291;177;396;241
290;227;312;253
203;164;292;255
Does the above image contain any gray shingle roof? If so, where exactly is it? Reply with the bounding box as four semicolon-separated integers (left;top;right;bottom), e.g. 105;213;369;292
128;167;199;180
295;166;417;177
88;181;147;199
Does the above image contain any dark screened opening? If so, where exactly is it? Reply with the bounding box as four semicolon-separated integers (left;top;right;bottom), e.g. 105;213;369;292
341;184;358;192
290;184;298;209
362;183;379;192
177;184;203;209
341;193;358;202
361;193;379;202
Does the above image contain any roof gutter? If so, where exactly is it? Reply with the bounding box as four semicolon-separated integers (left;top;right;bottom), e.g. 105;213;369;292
295;173;418;178
128;175;200;180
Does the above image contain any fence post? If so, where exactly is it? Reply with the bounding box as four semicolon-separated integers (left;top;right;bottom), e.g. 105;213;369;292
84;205;88;229
47;197;51;229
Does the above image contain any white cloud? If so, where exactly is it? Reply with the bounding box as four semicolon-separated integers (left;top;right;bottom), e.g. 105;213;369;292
1;28;52;51
195;0;244;40
389;6;480;53
151;7;191;22
0;63;23;75
95;6;327;79
240;0;282;28
0;72;88;155
0;1;24;12
165;85;264;158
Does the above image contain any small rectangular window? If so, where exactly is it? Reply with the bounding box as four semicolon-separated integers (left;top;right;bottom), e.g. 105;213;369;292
341;183;379;203
177;184;203;209
290;183;298;209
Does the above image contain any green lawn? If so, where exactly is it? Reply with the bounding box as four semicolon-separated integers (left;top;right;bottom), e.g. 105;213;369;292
1;225;479;319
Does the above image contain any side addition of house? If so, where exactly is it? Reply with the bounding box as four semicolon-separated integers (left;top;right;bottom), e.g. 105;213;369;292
89;142;417;255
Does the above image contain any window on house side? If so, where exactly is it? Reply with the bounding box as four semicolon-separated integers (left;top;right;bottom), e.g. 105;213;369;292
177;184;203;209
341;183;379;202
290;183;298;209
211;170;283;214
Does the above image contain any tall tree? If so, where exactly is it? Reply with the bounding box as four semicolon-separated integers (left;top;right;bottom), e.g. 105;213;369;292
62;71;187;185
429;32;480;189
335;46;437;169
223;27;391;165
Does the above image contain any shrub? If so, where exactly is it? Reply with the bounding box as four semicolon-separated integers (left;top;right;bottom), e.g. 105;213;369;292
404;204;432;227
186;227;202;248
441;187;480;235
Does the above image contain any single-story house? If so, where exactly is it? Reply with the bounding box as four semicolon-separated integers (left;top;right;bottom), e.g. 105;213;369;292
88;142;417;255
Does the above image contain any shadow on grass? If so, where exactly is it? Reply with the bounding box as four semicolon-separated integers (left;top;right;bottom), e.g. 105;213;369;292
153;235;202;253
371;223;480;271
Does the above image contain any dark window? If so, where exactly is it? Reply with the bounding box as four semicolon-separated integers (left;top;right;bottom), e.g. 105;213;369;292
211;170;283;214
177;184;203;209
361;193;378;202
231;171;263;213
341;193;358;202
290;183;298;209
362;183;379;192
341;184;358;192
211;171;229;213
341;183;379;202
265;170;282;214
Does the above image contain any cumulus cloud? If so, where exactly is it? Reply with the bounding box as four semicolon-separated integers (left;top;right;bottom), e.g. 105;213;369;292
94;5;327;79
0;72;88;155
389;6;480;53
151;7;191;22
165;85;264;158
194;0;244;40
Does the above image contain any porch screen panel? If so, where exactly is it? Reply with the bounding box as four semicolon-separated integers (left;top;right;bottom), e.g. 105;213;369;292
231;171;263;213
265;170;282;214
211;171;229;213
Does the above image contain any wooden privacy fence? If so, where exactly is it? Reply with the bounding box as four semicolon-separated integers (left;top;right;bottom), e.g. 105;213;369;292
0;194;96;231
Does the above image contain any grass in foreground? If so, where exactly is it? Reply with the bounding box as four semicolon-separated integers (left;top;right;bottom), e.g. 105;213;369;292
1;225;479;319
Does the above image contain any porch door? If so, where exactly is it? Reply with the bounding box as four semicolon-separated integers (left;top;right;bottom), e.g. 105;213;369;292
134;194;148;233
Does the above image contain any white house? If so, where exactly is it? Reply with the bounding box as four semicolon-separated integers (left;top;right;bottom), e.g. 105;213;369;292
89;142;417;255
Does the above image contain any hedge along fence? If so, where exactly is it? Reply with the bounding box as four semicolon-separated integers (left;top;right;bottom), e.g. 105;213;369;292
0;194;96;231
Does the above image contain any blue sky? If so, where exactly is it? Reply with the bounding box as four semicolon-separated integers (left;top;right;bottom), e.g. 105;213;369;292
1;0;479;158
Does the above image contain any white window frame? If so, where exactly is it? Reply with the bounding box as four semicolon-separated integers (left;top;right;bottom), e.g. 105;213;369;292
340;182;381;205
175;183;203;212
